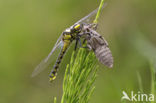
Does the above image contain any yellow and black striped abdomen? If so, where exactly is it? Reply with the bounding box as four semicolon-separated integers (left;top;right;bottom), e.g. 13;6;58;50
49;34;72;82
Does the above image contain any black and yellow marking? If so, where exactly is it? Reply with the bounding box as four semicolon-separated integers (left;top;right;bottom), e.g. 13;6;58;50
74;24;81;30
49;34;73;82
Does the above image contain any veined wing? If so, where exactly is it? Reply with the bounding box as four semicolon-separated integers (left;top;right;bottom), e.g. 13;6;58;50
74;3;107;25
45;34;63;62
31;34;63;77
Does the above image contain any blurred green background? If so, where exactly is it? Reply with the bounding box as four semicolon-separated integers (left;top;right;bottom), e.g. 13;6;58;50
0;0;156;103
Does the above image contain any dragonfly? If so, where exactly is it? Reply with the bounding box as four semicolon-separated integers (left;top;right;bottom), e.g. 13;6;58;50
32;3;113;82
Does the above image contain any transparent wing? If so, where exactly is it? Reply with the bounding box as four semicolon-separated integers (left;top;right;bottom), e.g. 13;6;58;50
45;34;63;62
31;34;63;77
74;3;107;25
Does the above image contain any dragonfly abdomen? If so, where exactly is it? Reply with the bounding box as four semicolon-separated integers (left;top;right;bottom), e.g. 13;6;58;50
49;40;71;81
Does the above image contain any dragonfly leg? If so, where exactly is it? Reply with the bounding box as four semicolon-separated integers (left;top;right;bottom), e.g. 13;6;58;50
75;37;85;50
74;38;78;50
74;36;81;50
82;38;86;44
78;38;82;47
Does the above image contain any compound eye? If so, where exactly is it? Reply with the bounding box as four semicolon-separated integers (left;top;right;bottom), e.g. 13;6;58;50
74;24;81;30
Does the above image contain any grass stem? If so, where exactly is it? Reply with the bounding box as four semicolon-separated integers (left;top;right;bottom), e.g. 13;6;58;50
93;0;105;24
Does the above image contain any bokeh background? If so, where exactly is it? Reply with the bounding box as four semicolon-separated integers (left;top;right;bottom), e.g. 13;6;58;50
0;0;156;103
